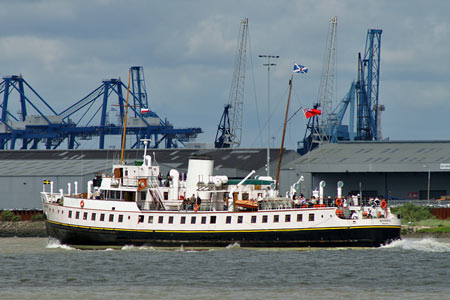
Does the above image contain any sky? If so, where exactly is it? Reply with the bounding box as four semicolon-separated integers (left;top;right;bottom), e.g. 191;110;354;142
1;0;449;150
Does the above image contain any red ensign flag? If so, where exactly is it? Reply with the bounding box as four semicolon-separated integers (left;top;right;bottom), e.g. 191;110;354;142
303;108;322;119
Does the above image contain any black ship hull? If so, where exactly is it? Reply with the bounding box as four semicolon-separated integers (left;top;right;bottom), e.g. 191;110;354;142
46;220;401;248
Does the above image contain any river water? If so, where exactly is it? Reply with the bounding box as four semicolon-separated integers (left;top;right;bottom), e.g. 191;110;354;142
0;237;449;300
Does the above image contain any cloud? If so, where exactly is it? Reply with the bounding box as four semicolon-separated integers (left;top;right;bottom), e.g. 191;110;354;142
0;36;67;72
0;0;450;150
185;15;237;59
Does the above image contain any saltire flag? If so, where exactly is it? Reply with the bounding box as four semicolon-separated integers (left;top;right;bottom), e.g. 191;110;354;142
43;180;51;184
303;108;321;119
141;108;149;113
293;63;308;74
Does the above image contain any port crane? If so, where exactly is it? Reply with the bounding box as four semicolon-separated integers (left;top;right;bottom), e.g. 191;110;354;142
0;67;202;150
298;22;383;155
215;18;248;148
356;29;383;141
298;16;337;154
0;74;68;149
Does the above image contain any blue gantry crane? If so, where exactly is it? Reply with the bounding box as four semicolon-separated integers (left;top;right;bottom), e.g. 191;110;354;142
0;74;72;149
356;29;382;141
298;28;382;155
0;67;202;150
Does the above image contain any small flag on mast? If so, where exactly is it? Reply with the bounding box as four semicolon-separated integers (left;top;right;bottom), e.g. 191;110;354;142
293;63;308;74
141;108;149;113
303;108;321;119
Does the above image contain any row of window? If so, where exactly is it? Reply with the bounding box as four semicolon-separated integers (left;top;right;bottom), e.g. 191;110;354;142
99;190;146;201
69;210;124;222
67;210;319;225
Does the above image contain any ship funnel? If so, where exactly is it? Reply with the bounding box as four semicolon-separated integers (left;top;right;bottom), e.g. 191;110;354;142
186;155;214;201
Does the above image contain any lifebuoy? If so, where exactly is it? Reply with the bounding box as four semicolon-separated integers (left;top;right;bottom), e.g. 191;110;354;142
335;198;343;207
380;199;387;209
138;178;147;191
193;204;199;212
80;200;85;208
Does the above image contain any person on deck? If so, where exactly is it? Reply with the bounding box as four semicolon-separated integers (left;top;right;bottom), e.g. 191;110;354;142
299;194;306;206
189;194;196;210
166;172;171;187
181;197;188;210
158;173;162;186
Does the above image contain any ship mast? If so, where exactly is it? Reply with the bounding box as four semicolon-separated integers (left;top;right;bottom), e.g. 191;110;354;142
120;69;132;165
275;75;293;190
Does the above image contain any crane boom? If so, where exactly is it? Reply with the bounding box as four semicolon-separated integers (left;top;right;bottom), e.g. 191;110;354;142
215;18;248;148
298;17;337;154
317;16;337;125
315;16;337;144
356;29;382;140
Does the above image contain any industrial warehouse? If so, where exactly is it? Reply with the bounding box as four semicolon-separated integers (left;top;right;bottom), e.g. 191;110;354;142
1;140;450;209
291;141;450;201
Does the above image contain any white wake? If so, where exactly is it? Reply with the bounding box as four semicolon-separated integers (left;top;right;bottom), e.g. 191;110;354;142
121;245;155;251
45;238;77;251
382;237;450;253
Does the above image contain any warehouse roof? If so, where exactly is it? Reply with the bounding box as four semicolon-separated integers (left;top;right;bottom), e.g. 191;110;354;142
0;148;299;177
293;141;450;173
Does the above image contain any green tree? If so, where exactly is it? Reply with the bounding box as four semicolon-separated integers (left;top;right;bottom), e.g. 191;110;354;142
1;211;15;221
391;203;433;223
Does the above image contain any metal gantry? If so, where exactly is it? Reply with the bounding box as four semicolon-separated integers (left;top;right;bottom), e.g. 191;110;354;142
0;67;202;150
316;16;338;142
356;29;382;141
298;25;383;154
0;75;68;149
298;17;338;154
215;18;248;148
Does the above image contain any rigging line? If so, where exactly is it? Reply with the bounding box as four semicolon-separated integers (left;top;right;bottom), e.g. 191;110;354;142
286;85;309;123
254;85;290;145
249;81;289;147
292;84;304;106
249;84;289;148
287;106;304;123
247;30;263;147
273;80;312;143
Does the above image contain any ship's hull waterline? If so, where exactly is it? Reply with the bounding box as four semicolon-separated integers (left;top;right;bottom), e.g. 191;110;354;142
45;219;400;248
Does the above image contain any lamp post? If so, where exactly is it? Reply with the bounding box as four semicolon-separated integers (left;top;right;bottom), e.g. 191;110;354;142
423;165;430;205
259;54;279;177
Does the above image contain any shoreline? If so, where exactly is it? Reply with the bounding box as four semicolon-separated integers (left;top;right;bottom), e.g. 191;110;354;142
1;221;449;239
400;225;450;238
0;221;47;237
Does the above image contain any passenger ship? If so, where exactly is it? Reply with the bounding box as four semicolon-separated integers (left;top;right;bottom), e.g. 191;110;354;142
41;140;401;248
